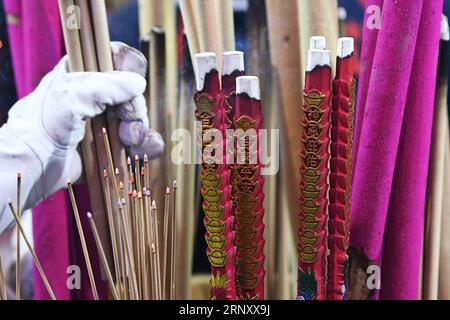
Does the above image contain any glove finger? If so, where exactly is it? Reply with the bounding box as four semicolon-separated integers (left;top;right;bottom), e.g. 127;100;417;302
119;120;149;146
117;95;148;122
111;42;148;77
63;71;146;118
129;129;165;160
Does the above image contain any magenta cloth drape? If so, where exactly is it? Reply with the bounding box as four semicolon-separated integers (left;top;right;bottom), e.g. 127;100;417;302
4;0;106;300
381;0;443;300
351;0;442;299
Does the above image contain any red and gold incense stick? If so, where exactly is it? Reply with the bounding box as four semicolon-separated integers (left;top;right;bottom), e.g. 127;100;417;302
298;47;332;300
327;38;355;300
233;76;265;300
194;53;237;300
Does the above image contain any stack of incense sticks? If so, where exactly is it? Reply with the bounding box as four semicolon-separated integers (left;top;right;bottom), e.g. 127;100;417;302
327;38;355;300
64;128;178;300
298;41;332;301
194;53;237;300
233;76;266;300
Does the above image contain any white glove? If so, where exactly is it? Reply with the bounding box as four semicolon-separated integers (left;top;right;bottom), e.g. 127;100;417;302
0;42;164;232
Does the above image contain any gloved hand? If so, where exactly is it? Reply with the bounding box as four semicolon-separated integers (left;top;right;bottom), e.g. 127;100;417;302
0;42;164;232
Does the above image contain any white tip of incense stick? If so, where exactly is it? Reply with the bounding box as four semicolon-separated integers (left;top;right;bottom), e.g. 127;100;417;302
166;187;170;195
309;36;326;50
135;155;140;161
103;169;108;178
137;192;142;198
195;52;217;91
115;168;120;175
119;182;124;189
87;212;93;219
338;7;348;21
7;199;12;204
222;51;245;76
441;15;450;41
152;200;156;208
173;181;177;189
102;128;107;134
337;38;354;58
144;153;148;162
127;157;131;165
236;76;261;100
306;49;331;72
66;179;72;185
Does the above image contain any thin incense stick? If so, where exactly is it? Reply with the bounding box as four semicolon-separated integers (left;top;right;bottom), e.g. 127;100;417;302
162;187;171;299
87;213;120;300
8;201;56;300
103;170;121;292
16;172;21;300
0;252;7;300
170;181;177;300
151;200;163;300
67;181;99;300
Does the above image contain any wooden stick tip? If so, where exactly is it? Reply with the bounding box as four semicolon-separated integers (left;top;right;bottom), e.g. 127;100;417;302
135;154;140;161
103;169;108;178
87;212;93;219
166;187;170;195
7;199;12;205
66;179;72;185
119;181;124;189
102;127;107;135
115;168;120;175
127;157;132;165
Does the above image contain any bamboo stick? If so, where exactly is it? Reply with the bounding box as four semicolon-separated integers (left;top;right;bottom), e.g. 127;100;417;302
90;0;128;185
180;0;201;65
8;202;56;300
214;0;235;52
67;181;99;300
423;21;449;299
196;0;222;68
87;212;120;300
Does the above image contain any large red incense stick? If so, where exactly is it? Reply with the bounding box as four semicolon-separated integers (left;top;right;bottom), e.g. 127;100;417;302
221;51;245;234
327;38;355;300
233;76;265;300
194;53;237;300
298;49;331;300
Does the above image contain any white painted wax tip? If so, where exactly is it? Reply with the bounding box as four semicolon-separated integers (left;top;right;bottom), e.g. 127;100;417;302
441;14;450;41
337;37;354;58
236;76;261;100
222;51;245;76
195;52;217;91
309;36;326;50
306;49;331;72
338;7;348;21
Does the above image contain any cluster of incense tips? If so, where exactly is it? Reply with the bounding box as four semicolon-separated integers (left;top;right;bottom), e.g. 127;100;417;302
298;38;332;300
194;51;265;300
63;128;177;300
327;38;355;300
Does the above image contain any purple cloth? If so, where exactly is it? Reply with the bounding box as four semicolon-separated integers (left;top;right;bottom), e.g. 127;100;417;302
4;0;106;300
380;0;443;300
353;0;383;170
350;0;424;299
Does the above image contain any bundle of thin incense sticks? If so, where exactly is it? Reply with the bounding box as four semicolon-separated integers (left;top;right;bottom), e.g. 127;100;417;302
194;52;266;300
297;36;355;301
65;128;178;300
